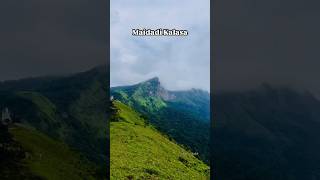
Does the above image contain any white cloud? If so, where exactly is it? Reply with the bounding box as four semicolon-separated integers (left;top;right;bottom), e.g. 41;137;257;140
111;0;210;91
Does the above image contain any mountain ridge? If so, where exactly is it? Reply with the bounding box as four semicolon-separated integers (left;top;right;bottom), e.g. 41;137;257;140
111;77;209;100
0;66;108;179
111;77;210;163
111;77;210;117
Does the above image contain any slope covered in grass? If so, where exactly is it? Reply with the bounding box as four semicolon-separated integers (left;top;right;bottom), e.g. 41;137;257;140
9;124;98;180
111;77;210;163
110;101;209;180
0;66;108;176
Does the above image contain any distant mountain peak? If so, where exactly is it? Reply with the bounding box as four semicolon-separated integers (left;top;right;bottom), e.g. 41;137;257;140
190;88;208;93
138;77;174;100
111;77;210;103
110;77;210;120
142;77;161;86
148;76;160;82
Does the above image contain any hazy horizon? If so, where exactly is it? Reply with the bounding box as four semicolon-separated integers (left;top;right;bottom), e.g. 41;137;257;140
0;63;107;82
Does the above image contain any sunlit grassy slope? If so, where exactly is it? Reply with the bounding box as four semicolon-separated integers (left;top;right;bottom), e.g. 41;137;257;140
110;100;209;180
9;124;98;180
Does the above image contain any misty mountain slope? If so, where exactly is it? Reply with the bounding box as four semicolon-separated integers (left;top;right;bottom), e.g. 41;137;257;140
111;77;210;162
168;89;210;120
110;100;209;179
0;66;108;178
0;66;106;108
213;85;320;180
112;77;210;120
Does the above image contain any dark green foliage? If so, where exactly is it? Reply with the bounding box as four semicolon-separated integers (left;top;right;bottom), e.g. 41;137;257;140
155;107;210;163
0;125;43;179
169;89;210;120
212;85;320;180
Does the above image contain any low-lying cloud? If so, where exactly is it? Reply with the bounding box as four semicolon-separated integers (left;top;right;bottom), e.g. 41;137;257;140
0;0;107;81
111;0;210;91
214;0;320;95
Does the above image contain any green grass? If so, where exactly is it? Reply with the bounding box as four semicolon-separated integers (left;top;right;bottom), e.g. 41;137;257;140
110;101;209;180
69;80;108;137
112;101;146;126
15;91;68;141
9;124;98;180
17;91;58;122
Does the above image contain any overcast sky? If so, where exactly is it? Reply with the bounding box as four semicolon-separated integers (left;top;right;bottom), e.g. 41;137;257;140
3;0;319;95
0;0;107;81
214;0;320;95
110;0;210;91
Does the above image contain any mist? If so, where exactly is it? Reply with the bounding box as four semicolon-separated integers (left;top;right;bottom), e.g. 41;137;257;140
0;0;107;81
214;0;320;95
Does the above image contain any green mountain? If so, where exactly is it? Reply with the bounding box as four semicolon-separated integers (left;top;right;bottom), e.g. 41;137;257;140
111;77;210;120
0;66;108;179
110;100;209;179
111;77;210;162
212;84;320;180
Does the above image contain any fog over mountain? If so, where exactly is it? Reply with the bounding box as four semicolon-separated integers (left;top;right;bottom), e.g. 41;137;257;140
214;0;320;95
0;0;107;81
111;0;210;91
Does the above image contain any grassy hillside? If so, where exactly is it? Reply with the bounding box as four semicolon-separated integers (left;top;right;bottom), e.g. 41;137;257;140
0;66;108;178
111;78;210;163
0;124;98;179
110;101;209;180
